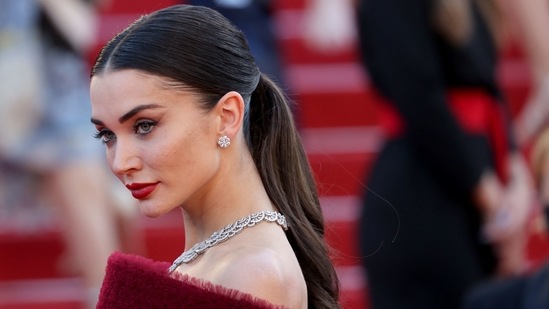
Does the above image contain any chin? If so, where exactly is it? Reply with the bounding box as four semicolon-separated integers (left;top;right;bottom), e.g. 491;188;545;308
138;202;167;218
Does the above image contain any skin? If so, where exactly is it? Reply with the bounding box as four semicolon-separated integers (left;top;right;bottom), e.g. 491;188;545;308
90;69;307;308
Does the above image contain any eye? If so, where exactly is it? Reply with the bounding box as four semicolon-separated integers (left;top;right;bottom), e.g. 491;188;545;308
93;129;116;143
134;120;156;135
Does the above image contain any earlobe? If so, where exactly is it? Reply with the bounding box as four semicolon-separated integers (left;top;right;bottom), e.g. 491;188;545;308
216;91;245;138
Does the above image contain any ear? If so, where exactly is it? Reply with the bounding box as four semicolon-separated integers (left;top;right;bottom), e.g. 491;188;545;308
215;91;245;138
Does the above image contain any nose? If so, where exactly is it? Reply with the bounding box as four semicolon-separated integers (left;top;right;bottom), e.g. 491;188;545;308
109;139;142;177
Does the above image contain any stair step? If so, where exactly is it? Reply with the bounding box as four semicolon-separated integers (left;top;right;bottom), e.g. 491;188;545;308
0;278;85;309
337;265;371;309
323;196;363;266
274;0;307;11
0;211;185;281
99;0;177;15
302;126;381;196
275;9;360;65
0;230;65;281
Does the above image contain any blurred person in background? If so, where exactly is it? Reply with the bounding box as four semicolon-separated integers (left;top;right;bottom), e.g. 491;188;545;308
304;0;538;308
0;0;141;307
460;1;549;307
185;0;286;89
462;126;549;308
356;0;533;306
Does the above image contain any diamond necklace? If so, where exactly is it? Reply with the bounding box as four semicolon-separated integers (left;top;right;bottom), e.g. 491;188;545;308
168;210;288;273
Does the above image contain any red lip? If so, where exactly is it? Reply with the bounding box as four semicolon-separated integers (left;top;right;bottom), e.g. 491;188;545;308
126;183;158;200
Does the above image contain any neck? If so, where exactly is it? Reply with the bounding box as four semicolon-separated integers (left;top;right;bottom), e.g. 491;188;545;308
180;152;274;251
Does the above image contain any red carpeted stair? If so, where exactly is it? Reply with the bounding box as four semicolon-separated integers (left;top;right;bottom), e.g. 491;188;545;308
1;1;548;309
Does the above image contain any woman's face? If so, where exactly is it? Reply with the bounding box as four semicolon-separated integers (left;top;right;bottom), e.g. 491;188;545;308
90;70;222;217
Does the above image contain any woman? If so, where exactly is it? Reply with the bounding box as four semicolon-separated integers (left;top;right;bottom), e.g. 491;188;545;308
356;0;533;308
90;5;340;309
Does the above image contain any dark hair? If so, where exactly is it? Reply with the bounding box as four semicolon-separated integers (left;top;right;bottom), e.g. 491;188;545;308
91;5;340;308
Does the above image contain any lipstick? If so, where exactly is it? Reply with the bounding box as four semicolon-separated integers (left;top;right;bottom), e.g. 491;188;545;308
126;183;158;200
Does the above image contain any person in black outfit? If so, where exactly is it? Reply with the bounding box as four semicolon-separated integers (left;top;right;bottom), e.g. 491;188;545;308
356;0;533;308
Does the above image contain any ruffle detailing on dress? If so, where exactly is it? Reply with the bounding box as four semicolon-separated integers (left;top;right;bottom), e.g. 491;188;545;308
97;251;287;309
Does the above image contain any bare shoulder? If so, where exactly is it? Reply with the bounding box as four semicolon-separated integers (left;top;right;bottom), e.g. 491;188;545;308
214;245;307;309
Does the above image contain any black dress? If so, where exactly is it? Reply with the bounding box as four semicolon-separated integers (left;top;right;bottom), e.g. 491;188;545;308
356;0;509;308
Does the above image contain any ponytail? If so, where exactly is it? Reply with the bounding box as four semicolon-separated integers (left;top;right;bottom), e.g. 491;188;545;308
246;74;340;309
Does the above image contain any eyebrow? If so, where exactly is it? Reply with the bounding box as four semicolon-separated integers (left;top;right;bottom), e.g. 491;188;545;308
90;104;164;125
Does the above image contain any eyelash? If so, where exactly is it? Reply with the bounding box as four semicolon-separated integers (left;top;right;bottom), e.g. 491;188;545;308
134;120;157;135
93;129;114;144
93;120;157;144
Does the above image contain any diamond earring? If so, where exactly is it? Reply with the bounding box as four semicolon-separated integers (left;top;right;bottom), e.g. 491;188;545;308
217;135;230;148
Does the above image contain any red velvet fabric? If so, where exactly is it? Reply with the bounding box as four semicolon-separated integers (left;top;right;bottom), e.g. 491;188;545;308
97;252;286;309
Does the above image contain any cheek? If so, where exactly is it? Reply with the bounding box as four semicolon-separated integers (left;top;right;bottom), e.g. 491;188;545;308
157;129;218;177
156;133;200;169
